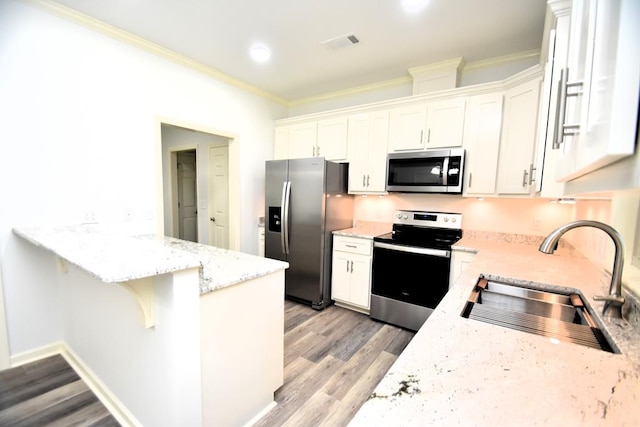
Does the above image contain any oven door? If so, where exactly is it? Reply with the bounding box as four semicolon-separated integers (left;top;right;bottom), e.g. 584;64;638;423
371;242;451;308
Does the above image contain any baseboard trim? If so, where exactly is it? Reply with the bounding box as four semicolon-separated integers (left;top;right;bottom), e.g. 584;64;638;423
11;342;142;427
10;341;64;367
243;400;277;427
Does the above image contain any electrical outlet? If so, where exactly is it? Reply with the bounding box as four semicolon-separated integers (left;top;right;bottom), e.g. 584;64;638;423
532;217;542;232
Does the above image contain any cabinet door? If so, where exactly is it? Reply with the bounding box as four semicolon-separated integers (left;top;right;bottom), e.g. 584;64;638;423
288;122;317;159
317;117;348;161
349;253;372;309
462;93;503;196
367;111;390;192
496;78;541;194
347;111;389;194
331;251;352;302
388;104;426;151
449;251;476;286
556;0;639;182
273;126;290;160
347;114;370;193
426;98;466;148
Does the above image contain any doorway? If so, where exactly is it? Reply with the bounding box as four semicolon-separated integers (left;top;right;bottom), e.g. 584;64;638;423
160;122;234;249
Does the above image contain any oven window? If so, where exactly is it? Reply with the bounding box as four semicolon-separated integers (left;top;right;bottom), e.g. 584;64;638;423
372;246;450;308
387;157;445;187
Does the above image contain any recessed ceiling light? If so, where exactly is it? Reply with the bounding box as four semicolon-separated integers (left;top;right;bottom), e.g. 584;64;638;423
250;44;271;63
401;0;429;13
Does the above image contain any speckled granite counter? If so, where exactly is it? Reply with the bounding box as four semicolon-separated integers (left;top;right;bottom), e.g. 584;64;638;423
13;225;288;294
333;221;392;239
350;233;640;426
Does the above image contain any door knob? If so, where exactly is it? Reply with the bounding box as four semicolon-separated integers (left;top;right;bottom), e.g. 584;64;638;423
210;217;216;222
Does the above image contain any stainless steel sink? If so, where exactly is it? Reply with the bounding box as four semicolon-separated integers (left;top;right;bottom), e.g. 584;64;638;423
461;278;618;353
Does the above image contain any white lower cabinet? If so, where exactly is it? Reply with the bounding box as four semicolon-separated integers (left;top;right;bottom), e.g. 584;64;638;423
331;235;373;313
449;250;476;287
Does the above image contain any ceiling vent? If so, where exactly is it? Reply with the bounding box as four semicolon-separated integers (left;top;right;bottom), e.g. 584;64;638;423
321;33;360;50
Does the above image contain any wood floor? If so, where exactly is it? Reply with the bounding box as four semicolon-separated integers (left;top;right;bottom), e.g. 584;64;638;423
254;300;415;427
0;301;413;427
0;354;119;427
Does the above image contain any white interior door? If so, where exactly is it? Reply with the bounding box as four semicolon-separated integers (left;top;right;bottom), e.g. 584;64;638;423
177;151;198;242
208;146;229;249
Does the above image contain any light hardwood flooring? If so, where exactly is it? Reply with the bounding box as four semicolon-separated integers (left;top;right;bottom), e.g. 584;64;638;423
254;300;415;427
0;354;119;427
0;301;413;427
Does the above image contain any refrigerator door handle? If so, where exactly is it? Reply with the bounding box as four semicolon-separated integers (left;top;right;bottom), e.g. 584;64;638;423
281;181;292;254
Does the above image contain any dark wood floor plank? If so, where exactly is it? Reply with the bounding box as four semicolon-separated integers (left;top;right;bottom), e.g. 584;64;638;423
46;400;119;427
0;356;81;410
384;326;416;356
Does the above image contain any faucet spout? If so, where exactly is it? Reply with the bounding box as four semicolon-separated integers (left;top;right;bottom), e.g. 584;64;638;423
538;220;625;318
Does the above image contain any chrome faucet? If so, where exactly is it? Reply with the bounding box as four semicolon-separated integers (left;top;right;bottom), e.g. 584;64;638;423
539;220;625;318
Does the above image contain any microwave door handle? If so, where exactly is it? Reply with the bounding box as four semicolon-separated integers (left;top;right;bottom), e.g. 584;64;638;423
442;157;449;186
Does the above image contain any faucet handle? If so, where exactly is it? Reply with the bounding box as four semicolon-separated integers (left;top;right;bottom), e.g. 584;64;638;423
593;295;625;317
593;295;625;304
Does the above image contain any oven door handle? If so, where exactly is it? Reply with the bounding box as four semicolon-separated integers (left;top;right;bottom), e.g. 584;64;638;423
374;242;450;258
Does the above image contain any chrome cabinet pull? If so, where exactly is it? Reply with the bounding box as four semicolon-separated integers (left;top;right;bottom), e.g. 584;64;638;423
346;260;349;272
528;164;536;185
522;169;529;187
350;260;354;273
362;174;366;187
427;128;431;144
420;129;424;145
553;68;584;149
366;174;370;187
468;172;473;188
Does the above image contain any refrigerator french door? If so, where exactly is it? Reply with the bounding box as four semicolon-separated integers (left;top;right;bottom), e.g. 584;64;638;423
265;158;353;309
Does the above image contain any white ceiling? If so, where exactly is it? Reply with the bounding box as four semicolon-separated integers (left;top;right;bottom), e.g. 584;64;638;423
50;0;548;102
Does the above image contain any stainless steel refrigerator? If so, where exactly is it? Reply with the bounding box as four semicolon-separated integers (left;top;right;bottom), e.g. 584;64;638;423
265;158;354;309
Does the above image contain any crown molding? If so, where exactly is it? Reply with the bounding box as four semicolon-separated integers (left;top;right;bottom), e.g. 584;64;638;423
288;76;411;108
463;49;541;71
20;0;288;106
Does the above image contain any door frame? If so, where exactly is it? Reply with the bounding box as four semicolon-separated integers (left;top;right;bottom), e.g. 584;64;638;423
155;116;240;251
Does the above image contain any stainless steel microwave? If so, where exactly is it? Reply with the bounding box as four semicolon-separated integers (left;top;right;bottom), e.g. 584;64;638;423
386;148;465;194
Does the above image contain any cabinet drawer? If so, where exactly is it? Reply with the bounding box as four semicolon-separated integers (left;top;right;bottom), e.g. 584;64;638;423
333;236;372;256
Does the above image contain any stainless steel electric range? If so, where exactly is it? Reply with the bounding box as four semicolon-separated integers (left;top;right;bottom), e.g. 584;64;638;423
370;210;463;331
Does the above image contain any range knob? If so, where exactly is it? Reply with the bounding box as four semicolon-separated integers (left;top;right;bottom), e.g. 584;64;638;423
443;217;449;222
451;217;457;223
396;213;403;219
402;214;408;220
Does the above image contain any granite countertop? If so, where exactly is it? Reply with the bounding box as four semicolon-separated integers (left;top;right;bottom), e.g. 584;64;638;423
13;225;288;295
350;233;640;426
333;221;392;239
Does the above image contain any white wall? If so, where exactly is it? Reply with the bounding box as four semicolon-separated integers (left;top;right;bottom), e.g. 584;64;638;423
0;0;285;356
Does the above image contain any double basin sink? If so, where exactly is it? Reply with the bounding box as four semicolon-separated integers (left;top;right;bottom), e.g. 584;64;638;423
461;278;618;353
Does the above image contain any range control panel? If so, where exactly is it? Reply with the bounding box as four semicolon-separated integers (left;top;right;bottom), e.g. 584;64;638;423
392;210;462;230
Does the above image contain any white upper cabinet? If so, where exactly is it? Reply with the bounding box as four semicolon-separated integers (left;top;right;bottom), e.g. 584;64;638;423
347;111;389;194
275;118;348;162
273;126;290;160
537;1;571;198
317;117;348;161
554;0;640;182
388;104;427;151
425;98;466;149
462;93;503;196
388;99;465;152
287;122;318;159
496;76;542;194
